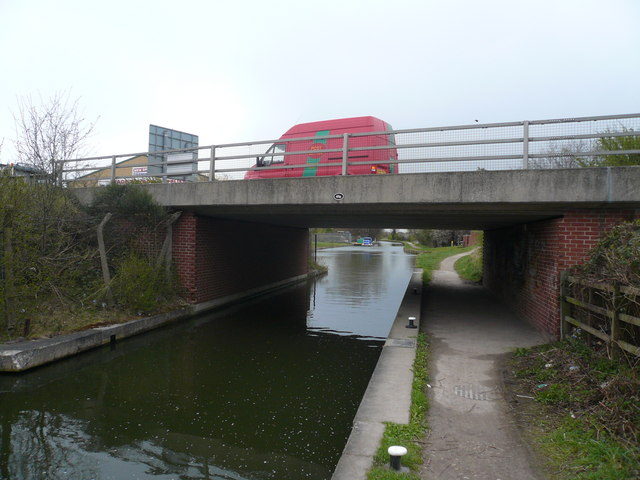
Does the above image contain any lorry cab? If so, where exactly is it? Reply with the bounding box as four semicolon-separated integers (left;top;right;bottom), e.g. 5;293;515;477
245;116;397;179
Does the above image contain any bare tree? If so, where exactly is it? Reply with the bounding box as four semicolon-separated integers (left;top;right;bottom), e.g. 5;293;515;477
13;91;97;183
530;139;592;169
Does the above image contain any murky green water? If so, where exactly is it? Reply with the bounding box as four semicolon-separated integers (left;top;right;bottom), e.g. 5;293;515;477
0;243;414;480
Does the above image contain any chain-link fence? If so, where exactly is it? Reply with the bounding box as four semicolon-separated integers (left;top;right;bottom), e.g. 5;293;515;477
54;113;640;185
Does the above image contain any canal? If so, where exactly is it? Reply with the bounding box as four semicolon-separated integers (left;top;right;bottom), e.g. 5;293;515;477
0;243;414;480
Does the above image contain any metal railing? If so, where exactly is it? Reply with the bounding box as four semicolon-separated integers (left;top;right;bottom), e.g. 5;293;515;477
54;113;640;186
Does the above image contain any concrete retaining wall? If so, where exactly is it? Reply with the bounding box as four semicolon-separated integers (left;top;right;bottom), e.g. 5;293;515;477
0;273;313;372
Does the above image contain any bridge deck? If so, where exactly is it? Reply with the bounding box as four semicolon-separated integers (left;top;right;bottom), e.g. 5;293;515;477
73;167;640;229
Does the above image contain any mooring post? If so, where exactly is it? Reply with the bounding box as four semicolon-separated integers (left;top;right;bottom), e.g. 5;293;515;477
388;445;407;471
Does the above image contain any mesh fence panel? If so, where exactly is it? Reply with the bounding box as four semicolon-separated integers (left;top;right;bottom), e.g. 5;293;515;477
211;143;272;181
528;115;640;169
394;123;525;173
59;114;640;183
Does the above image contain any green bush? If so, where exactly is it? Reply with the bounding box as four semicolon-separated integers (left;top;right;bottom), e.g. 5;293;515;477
0;176;180;340
413;229;433;246
111;253;173;313
88;183;166;220
0;174;98;336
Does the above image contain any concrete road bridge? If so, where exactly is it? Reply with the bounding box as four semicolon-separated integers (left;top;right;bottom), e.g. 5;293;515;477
68;113;640;339
129;166;637;230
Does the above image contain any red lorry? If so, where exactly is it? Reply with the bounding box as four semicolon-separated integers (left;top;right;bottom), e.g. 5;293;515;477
244;116;397;179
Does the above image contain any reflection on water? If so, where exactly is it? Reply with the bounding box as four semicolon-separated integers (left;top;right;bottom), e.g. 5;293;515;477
0;243;414;480
309;243;414;338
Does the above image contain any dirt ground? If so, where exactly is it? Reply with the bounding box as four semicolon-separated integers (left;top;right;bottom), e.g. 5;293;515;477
419;253;549;480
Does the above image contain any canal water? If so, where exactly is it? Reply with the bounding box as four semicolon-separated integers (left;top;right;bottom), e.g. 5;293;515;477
0;243;414;480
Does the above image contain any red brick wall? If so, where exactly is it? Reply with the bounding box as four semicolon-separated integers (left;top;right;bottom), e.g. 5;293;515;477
173;213;198;302
484;209;639;337
173;212;309;304
463;231;482;247
108;218;166;262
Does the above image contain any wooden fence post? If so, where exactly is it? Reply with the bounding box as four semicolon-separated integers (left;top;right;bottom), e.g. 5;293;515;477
3;206;16;335
610;282;621;360
156;211;182;276
97;213;114;306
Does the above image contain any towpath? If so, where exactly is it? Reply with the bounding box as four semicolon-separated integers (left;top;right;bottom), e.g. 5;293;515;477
420;252;548;480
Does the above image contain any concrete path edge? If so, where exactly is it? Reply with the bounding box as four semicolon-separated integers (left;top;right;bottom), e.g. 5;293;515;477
331;269;423;480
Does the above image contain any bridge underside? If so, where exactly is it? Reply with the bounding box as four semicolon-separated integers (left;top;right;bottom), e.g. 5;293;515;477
139;167;639;230
184;202;568;230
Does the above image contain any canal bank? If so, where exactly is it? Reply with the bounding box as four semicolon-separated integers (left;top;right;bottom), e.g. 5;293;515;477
0;273;315;372
331;269;423;480
1;244;415;480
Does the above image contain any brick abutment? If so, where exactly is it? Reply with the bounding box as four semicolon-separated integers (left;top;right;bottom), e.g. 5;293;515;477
172;212;309;304
483;209;639;337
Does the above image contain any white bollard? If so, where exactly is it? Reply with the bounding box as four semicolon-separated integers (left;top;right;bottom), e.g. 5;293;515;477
388;445;408;471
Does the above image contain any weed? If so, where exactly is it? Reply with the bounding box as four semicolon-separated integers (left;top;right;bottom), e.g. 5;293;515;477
506;339;640;479
592;357;620;381
367;470;419;480
539;416;640;479
454;248;483;283
536;384;571;404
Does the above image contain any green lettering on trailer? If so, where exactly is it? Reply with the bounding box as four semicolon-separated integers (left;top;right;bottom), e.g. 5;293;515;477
303;130;330;177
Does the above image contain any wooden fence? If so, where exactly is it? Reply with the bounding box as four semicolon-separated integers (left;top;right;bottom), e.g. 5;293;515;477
560;272;640;358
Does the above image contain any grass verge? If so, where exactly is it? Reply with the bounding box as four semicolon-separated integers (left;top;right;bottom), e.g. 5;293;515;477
415;246;474;283
505;339;640;479
0;297;186;343
314;241;350;249
454;247;483;283
367;333;429;480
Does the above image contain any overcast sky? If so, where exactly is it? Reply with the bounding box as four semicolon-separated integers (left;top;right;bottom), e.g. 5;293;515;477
1;0;639;161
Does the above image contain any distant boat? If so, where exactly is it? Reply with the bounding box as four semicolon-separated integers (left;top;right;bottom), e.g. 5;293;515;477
353;237;373;246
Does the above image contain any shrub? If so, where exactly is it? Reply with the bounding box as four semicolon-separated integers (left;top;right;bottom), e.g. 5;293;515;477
577;220;640;286
88;183;166;220
111;253;174;313
0;174;98;336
